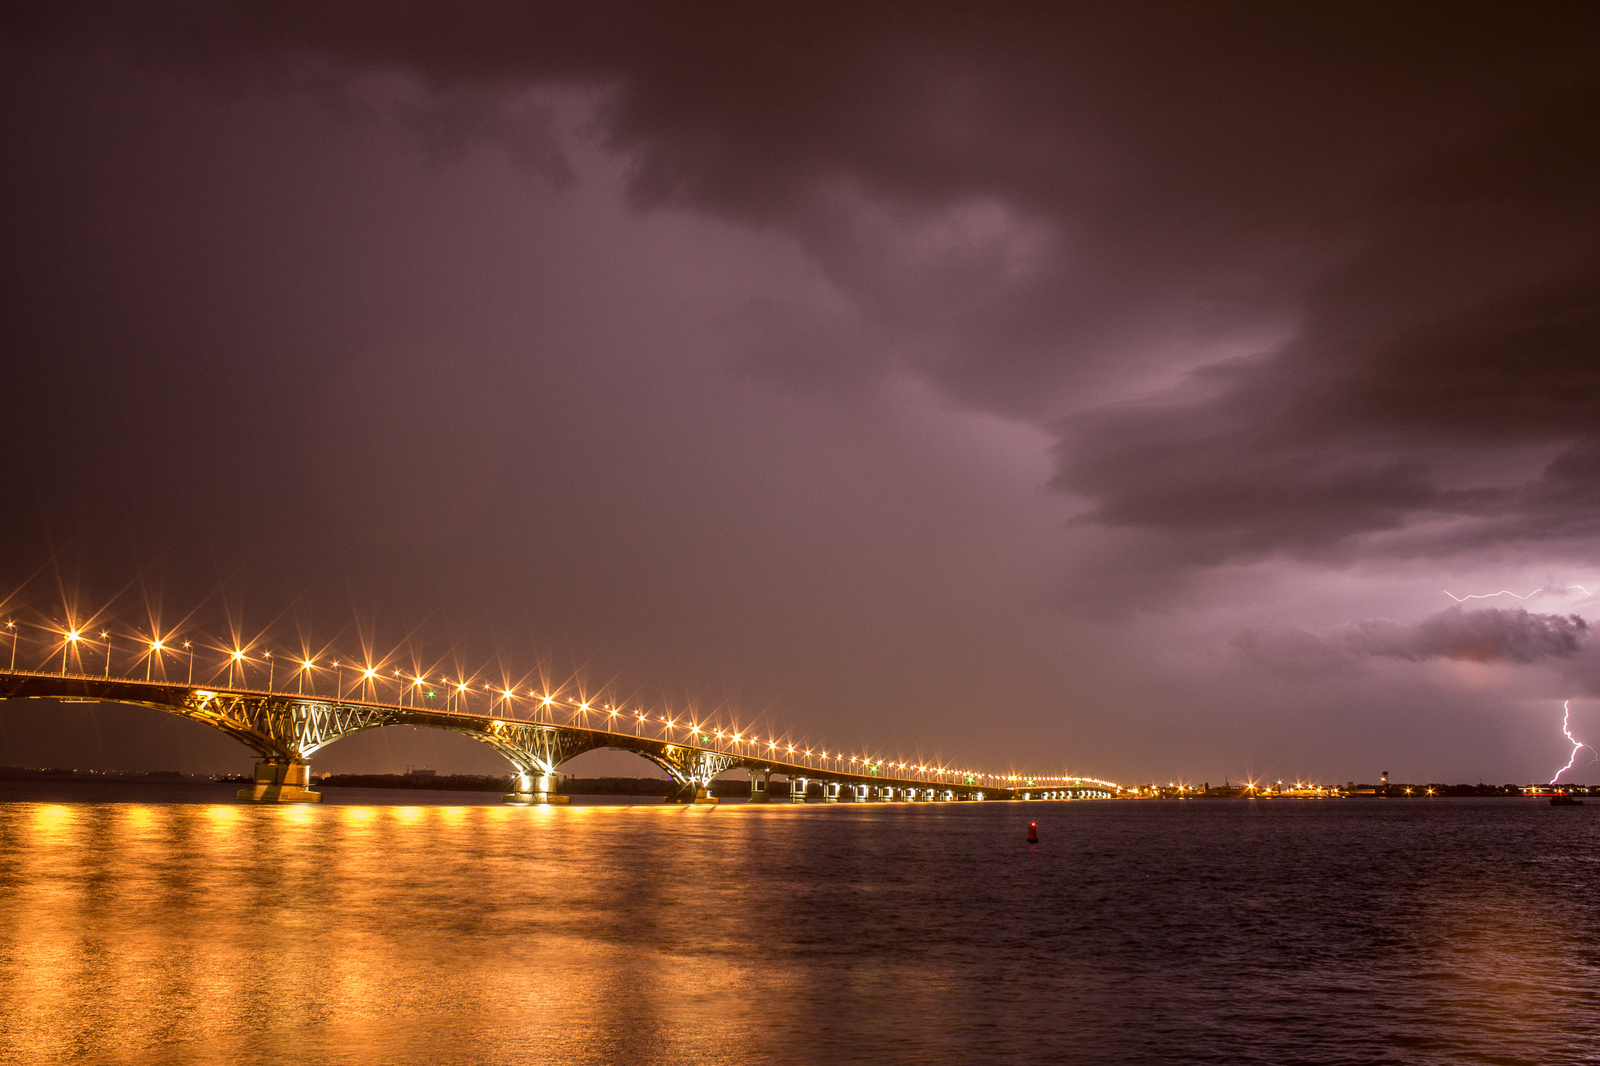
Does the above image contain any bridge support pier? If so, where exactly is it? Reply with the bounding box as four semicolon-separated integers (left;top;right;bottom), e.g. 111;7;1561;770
748;769;771;803
664;783;718;804
823;781;841;803
789;777;808;803
503;773;570;805
237;761;322;803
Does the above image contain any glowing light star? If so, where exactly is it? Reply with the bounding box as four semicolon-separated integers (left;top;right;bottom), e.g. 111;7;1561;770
1552;699;1593;783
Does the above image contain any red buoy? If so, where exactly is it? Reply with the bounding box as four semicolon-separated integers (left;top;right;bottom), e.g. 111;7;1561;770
1027;820;1038;843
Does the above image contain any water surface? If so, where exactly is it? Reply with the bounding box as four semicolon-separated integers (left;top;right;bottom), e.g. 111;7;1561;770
0;791;1595;1065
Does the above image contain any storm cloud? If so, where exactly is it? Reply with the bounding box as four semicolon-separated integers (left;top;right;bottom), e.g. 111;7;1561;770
3;3;1599;781
1237;607;1590;675
13;0;1587;571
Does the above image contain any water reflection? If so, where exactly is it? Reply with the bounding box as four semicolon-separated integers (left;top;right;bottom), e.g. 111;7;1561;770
0;799;1595;1064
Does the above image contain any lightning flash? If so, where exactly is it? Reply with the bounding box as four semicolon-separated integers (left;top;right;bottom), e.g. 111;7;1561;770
1444;584;1594;602
1552;699;1593;783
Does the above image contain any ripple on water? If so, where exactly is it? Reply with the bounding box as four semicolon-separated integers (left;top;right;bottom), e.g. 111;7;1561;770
0;796;1595;1065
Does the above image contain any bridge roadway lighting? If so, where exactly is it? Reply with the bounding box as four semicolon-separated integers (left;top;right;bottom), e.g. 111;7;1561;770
145;639;164;681
101;631;111;677
62;630;80;675
298;659;314;695
5;621;14;671
265;652;274;692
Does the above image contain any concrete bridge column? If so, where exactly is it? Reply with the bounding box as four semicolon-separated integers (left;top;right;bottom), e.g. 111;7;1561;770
852;783;869;802
748;769;771;803
789;777;809;803
663;780;718;804
238;760;322;803
504;773;570;805
823;781;841;803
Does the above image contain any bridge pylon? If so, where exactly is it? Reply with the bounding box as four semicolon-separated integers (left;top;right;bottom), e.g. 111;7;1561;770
650;745;735;803
238;759;321;803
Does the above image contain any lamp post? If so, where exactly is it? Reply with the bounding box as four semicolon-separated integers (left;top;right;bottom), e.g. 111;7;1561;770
334;661;343;701
62;629;79;675
146;639;162;681
6;621;16;671
266;652;274;692
184;642;193;684
298;659;313;695
102;631;111;677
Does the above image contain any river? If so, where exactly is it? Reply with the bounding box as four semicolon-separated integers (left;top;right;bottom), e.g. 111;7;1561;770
0;786;1595;1064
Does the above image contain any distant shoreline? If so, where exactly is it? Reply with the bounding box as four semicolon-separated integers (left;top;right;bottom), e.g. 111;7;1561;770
0;766;1592;801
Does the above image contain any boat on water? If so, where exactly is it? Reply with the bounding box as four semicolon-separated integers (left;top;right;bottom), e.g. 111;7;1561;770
1549;795;1585;806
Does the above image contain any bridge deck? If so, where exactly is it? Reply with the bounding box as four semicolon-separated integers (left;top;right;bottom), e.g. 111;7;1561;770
0;669;1113;800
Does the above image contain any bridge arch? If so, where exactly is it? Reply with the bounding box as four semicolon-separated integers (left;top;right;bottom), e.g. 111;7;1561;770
0;670;1020;804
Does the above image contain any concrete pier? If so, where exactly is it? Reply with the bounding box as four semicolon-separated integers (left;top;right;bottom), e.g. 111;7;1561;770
503;773;570;804
664;783;718;804
237;761;322;803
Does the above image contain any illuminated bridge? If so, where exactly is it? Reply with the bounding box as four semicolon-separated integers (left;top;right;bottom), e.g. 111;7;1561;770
0;668;1117;804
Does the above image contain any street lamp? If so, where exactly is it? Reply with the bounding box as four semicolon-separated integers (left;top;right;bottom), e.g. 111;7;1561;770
265;652;274;692
228;649;246;689
6;621;16;671
184;642;193;684
146;638;164;681
101;631;111;677
62;629;79;675
298;659;314;695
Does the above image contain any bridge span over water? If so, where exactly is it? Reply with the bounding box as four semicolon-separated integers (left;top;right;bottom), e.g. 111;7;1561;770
0;669;1115;805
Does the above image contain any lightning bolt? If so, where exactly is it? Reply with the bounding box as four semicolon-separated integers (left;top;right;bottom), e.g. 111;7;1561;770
1551;699;1593;783
1443;585;1594;602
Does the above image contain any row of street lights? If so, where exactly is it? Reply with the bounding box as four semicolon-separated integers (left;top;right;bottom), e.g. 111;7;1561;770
0;614;1104;788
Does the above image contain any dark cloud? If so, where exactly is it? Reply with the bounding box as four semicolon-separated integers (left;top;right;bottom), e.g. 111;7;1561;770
1237;607;1590;674
16;0;1579;571
1362;607;1589;664
5;3;1600;780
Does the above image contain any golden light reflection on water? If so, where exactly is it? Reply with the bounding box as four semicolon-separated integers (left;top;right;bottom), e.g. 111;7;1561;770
0;802;849;1065
0;799;1595;1065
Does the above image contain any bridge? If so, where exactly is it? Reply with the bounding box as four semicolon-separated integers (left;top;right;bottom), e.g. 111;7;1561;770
0;668;1116;804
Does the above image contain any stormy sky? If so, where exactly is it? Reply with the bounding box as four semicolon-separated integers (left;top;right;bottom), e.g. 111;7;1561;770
3;3;1599;784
